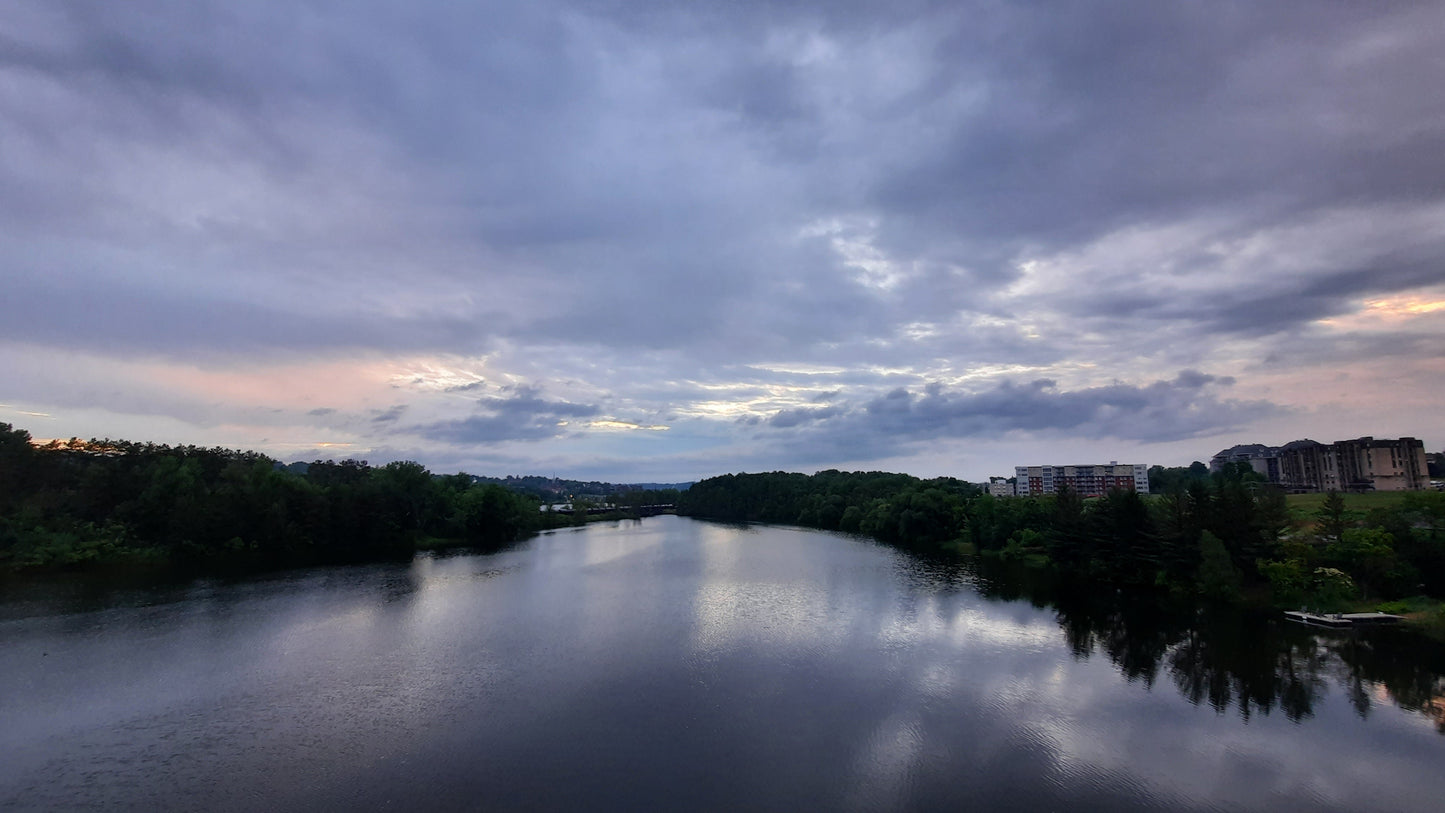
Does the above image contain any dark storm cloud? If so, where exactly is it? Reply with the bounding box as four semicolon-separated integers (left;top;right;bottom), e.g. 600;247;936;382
1049;230;1445;343
416;387;600;444
765;372;1285;461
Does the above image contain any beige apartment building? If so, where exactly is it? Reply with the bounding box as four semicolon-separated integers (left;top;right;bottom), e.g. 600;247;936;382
1277;436;1428;492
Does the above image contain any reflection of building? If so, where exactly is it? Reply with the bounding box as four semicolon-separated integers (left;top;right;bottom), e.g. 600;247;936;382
1013;463;1149;497
1276;437;1427;492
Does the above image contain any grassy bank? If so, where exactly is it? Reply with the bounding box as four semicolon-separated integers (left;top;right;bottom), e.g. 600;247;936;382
1358;595;1445;642
1286;490;1414;514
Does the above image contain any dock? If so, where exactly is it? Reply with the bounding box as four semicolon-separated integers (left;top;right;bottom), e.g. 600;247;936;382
1283;610;1404;628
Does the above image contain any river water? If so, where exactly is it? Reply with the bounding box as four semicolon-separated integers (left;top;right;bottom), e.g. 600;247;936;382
2;516;1441;811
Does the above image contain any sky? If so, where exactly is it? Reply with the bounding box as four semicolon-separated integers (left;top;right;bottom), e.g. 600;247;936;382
2;1;1443;483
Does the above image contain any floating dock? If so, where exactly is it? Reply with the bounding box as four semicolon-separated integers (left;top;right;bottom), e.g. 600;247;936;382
1283;611;1403;628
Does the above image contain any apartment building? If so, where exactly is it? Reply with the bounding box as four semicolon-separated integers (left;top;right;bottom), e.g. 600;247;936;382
1209;443;1280;481
987;478;1015;498
1275;436;1428;492
1334;437;1430;491
1013;462;1150;497
1277;439;1341;492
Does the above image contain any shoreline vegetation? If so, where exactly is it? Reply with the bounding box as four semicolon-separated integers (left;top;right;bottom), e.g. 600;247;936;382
675;468;1445;640
0;423;676;579
3;422;1442;638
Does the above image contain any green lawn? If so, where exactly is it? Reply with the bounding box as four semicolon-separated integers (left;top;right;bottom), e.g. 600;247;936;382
1282;490;1435;536
1285;490;1414;517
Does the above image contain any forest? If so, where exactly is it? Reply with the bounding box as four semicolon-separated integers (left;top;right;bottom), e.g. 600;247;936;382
678;467;1445;612
0;422;590;574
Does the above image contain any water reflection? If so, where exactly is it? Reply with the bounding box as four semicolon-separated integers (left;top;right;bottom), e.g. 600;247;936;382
1330;630;1445;732
969;556;1445;733
2;517;1443;812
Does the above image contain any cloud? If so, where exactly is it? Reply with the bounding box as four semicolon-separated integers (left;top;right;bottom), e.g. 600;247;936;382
370;405;407;424
758;372;1288;462
415;386;600;444
0;1;1441;479
768;404;844;428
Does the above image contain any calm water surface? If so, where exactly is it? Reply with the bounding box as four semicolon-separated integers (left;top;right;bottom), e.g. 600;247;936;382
2;516;1442;811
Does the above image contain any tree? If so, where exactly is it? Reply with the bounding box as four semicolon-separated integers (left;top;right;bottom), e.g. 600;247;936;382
1310;568;1355;613
1148;462;1210;493
1252;486;1290;552
1326;528;1397;600
1197;531;1242;602
455;484;536;544
1046;485;1089;571
1392;491;1445;594
1260;558;1310;608
374;461;439;535
0;422;36;511
1315;491;1349;547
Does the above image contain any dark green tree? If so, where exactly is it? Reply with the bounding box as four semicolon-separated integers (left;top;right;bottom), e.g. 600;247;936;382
1197;531;1242;602
1315;491;1349;547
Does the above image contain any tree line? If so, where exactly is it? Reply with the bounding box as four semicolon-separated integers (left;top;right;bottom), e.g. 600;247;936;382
6;419;1441;612
678;467;1445;609
678;470;979;550
0;423;551;574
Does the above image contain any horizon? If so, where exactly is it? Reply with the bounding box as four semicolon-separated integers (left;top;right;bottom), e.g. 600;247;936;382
14;421;1437;487
4;2;1443;483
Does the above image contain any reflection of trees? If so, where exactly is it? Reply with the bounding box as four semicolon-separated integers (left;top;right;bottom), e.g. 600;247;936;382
1327;629;1445;733
971;559;1445;731
1053;590;1183;688
965;552;1445;731
1275;636;1329;723
1161;615;1444;730
1166;617;1328;723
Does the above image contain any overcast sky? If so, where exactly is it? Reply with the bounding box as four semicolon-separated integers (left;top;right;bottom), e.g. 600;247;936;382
3;0;1443;482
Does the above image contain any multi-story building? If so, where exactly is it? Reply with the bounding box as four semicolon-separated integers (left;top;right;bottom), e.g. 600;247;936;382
1335;437;1429;492
1013;462;1149;497
987;478;1015;498
1276;436;1427;492
1209;443;1280;482
1277;439;1340;491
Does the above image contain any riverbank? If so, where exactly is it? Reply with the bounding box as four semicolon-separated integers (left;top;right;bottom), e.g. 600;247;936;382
1360;596;1445;642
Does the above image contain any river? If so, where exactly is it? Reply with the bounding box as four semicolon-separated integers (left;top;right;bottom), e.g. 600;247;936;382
2;516;1441;811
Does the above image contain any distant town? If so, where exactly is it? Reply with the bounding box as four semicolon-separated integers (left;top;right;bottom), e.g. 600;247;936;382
989;436;1442;497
